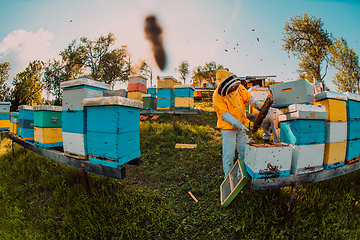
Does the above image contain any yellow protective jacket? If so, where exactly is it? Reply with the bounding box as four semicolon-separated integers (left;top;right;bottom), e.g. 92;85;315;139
213;84;252;130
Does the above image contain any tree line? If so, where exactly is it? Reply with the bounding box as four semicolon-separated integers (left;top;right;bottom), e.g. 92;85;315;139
0;13;359;110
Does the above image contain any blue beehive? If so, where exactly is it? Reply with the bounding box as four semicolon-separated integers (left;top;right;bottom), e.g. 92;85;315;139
157;98;175;108
147;88;156;98
174;85;195;98
157;89;175;99
60;77;111;158
18;105;34;141
83;96;143;168
280;120;326;145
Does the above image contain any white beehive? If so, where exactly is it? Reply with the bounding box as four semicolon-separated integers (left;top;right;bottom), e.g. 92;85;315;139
290;144;324;175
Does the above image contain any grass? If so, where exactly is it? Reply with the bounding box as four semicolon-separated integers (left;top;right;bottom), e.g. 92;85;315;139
1;101;360;239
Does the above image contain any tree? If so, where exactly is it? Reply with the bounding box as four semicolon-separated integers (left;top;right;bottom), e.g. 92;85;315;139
80;32;116;80
175;60;190;84
11;60;43;110
283;13;333;92
327;37;360;94
43;59;65;105
191;61;223;87
99;46;130;89
0;62;11;101
132;58;155;87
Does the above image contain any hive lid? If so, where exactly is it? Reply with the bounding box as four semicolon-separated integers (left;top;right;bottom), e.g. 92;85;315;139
10;112;19;116
129;75;148;80
286;103;326;113
0;102;11;105
315;91;347;101
142;94;154;98
345;92;360;101
174;84;195;90
18;105;33;110
248;86;269;92
82;96;143;109
159;76;179;82
60;77;111;90
33;105;62;111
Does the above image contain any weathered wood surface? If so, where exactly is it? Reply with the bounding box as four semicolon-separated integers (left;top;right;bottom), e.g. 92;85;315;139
251;159;360;190
140;109;201;115
8;134;142;180
252;91;273;133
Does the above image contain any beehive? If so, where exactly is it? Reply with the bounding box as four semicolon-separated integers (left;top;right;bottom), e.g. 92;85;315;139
345;92;360;121
157;76;179;89
346;139;360;162
128;83;147;93
270;79;315;107
128;75;147;86
60;77;111;158
147;88;156;98
33;105;63;148
347;119;360;141
142;94;157;109
244;143;292;179
323;141;346;169
175;97;194;109
83;96;143;168
325;122;347;143
127;91;144;101
315;91;347;122
174;84;195;98
157;89;175;99
280;120;325;145
290;144;324;175
0;102;11;130
10;112;19;136
157;98;175;109
278;103;328;121
18;105;34;141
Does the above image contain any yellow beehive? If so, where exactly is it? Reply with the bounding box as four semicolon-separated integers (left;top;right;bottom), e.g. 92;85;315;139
157;76;179;89
34;127;63;144
0;120;10;129
175;97;194;109
10;123;18;135
127;91;143;101
315;99;347;122
323;141;346;169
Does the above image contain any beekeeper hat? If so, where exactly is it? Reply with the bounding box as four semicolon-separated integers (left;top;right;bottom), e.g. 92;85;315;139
216;69;240;96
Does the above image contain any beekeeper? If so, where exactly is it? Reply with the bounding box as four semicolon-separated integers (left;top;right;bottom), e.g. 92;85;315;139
213;69;263;178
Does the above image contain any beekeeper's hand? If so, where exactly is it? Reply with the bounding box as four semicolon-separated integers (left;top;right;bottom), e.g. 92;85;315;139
221;112;249;134
249;96;263;111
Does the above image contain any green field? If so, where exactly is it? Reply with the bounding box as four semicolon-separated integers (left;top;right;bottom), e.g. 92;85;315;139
1;102;360;239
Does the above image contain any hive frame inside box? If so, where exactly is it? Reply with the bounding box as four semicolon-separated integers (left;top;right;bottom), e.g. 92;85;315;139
290;144;324;175
244;143;292;179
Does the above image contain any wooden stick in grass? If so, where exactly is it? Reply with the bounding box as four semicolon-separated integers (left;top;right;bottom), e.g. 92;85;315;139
188;191;198;202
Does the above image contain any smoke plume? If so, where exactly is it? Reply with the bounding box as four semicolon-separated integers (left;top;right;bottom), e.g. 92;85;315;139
144;15;166;70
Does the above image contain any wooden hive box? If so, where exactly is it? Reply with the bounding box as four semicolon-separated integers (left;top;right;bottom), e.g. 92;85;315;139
220;159;249;207
0;112;10;130
323;141;346;169
127;91;144;101
18;105;34;141
280;119;325;145
33;105;62;128
345;92;360;121
315;91;347;122
83;96;143;168
147;88;156;98
175;97;194;109
249;86;269;101
0;101;11;112
103;89;127;97
157;98;175;109
270;79;315;107
157;76;179;89
325;122;347;143
278;103;328;121
60;78;110;159
33;105;63;148
289;144;324;175
9;112;19;136
244;143;292;179
346;139;360;162
174;84;195;98
142;94;157;109
128;75;147;86
128;83;147;93
157;89;175;99
34;128;63;148
347;119;360;140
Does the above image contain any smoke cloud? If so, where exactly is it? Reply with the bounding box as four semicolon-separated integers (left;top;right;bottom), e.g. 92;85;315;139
144;15;166;71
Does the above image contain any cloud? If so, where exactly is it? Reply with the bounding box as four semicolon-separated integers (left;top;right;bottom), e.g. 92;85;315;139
0;28;58;84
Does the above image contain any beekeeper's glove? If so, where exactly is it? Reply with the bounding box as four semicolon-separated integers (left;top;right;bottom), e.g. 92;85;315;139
221;112;249;134
248;96;263;111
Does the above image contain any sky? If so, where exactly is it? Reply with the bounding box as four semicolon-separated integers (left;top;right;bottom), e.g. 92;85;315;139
0;0;360;94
